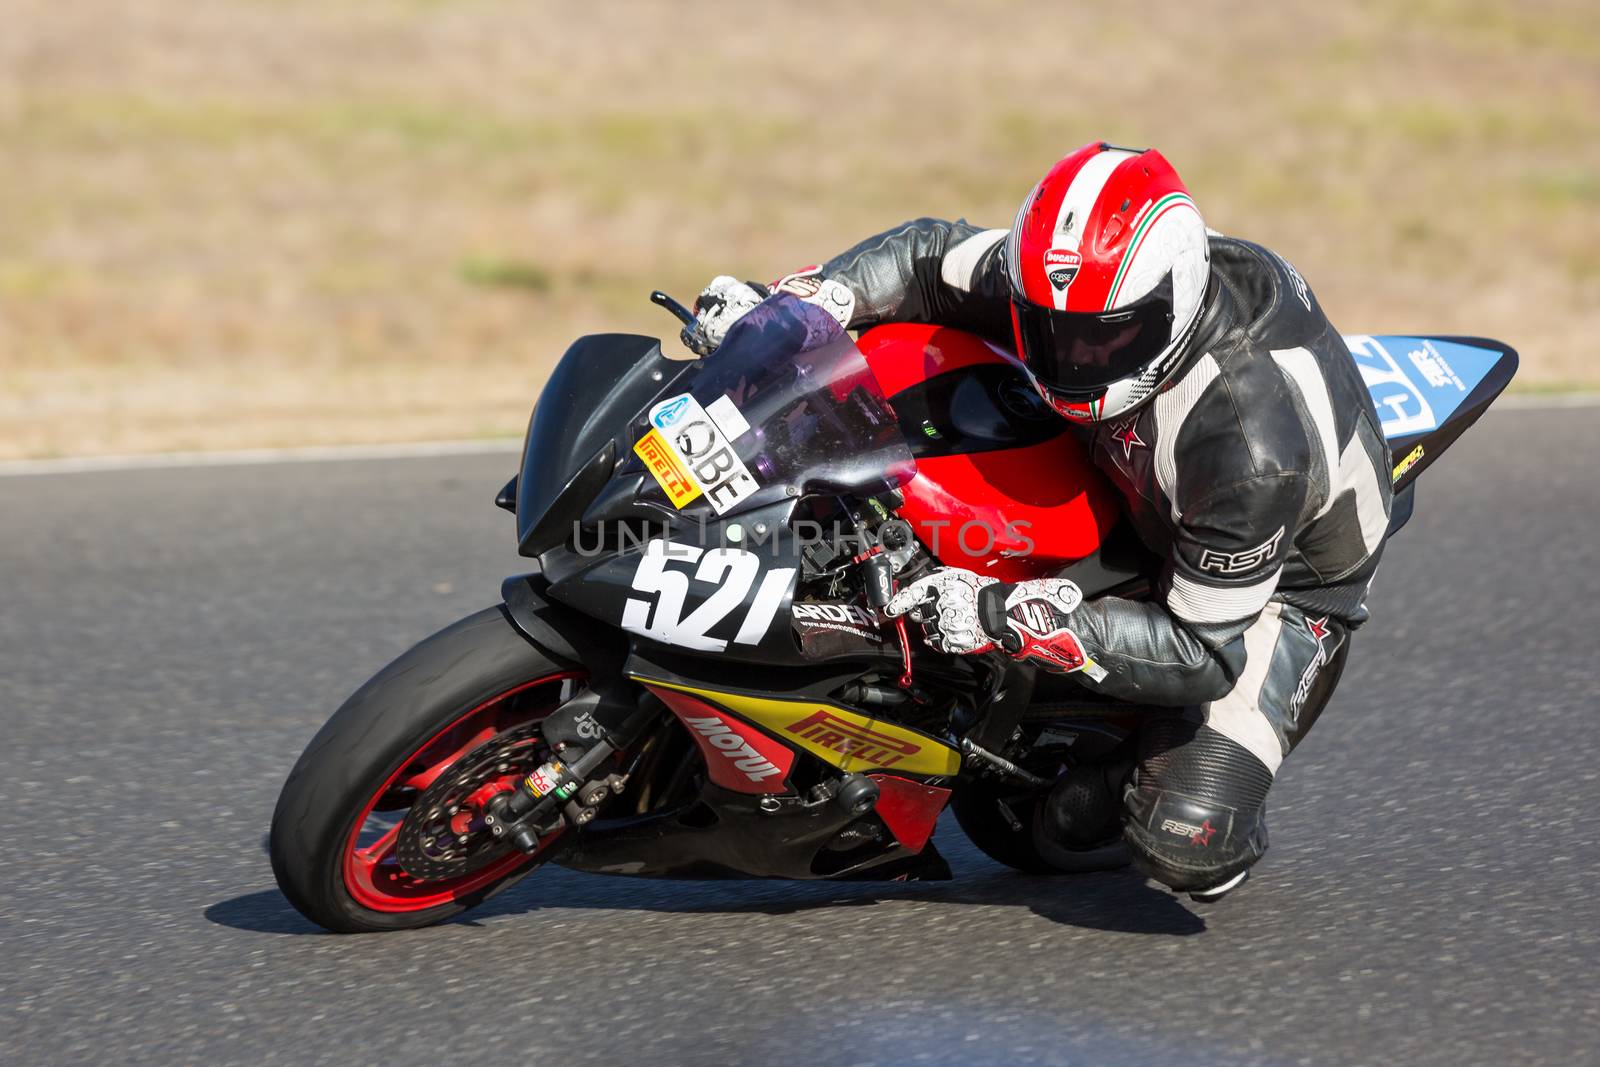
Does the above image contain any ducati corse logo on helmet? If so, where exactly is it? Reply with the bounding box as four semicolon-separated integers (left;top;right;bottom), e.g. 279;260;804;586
1043;247;1081;293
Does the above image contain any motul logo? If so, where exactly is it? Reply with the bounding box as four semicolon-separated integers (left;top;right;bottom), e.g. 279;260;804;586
682;715;784;782
785;709;920;768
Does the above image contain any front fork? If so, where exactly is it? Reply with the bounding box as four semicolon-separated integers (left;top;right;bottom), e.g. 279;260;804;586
484;678;657;853
483;744;619;852
489;573;658;851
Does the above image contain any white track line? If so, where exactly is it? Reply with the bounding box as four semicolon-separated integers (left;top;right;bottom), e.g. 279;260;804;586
1492;392;1600;410
0;392;1594;479
0;438;522;478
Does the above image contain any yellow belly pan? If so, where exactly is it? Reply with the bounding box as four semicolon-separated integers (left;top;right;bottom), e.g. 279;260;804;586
637;678;962;777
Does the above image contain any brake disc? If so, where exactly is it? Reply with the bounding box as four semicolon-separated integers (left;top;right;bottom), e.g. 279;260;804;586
395;721;547;880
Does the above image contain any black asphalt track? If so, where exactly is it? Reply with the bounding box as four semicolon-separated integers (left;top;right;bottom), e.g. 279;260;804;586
3;405;1597;1065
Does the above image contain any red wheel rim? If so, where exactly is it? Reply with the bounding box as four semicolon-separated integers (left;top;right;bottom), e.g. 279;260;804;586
342;671;582;912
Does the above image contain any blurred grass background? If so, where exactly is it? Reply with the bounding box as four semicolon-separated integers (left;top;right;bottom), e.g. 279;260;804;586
1;0;1595;459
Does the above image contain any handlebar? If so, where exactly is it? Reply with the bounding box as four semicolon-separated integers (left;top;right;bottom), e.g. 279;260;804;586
649;289;697;327
651;290;717;356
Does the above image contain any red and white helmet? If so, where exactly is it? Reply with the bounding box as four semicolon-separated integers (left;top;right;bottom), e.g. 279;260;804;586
1005;142;1210;424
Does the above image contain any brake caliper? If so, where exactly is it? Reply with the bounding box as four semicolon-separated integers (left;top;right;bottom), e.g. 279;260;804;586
484;745;627;853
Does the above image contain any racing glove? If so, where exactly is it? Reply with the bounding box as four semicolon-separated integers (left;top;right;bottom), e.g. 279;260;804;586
883;568;1000;655
886;569;1105;679
769;266;858;330
685;276;768;354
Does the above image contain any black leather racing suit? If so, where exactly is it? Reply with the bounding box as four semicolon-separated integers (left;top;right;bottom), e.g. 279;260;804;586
807;219;1394;891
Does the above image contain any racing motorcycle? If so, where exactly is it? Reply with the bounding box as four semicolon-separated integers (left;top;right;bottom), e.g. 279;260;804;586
270;292;1516;933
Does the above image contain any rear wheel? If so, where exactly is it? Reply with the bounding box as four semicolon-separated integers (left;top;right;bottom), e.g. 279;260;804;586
952;764;1130;875
270;607;584;933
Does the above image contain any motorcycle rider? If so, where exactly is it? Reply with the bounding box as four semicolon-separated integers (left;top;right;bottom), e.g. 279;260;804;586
689;142;1393;902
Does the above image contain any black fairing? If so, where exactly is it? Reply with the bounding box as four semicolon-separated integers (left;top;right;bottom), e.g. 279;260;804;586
543;500;901;668
517;441;617;556
516;333;694;557
1054;517;1159;598
553;783;952;882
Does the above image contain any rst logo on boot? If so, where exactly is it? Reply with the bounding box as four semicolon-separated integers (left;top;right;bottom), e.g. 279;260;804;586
1160;817;1217;846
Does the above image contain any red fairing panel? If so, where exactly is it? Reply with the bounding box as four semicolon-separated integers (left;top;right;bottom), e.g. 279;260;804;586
859;322;1018;397
649;687;794;794
859;323;1122;582
897;447;1118;582
867;775;951;853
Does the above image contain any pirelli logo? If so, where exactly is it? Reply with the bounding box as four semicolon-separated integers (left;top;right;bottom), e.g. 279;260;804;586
629;678;964;777
634;428;702;508
784;709;921;769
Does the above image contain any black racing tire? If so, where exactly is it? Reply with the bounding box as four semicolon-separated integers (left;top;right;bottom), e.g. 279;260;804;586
952;780;1130;875
270;606;581;934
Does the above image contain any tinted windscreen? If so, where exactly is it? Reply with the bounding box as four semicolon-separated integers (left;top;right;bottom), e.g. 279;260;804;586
638;295;913;517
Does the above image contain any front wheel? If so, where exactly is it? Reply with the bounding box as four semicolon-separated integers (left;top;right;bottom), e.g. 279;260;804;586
270;607;584;933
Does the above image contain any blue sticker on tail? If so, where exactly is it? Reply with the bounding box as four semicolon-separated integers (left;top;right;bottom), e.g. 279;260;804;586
1344;336;1502;441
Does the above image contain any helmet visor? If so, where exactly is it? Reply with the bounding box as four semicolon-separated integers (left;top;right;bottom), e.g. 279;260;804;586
1012;272;1177;395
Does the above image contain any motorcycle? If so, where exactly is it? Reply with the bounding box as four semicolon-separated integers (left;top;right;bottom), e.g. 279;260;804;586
270;291;1516;933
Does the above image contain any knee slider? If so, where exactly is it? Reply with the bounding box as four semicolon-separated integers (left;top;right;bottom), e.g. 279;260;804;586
1123;787;1267;891
1122;719;1273;892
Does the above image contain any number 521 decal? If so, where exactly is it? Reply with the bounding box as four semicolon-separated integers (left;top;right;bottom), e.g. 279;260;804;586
621;539;795;652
